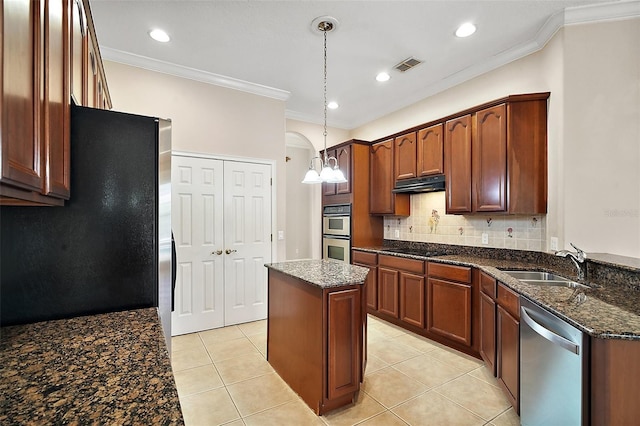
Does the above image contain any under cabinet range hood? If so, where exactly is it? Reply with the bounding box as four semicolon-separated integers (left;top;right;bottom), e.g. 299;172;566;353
392;174;445;193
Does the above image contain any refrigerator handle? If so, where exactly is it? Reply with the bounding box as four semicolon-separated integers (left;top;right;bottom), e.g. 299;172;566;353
171;231;177;311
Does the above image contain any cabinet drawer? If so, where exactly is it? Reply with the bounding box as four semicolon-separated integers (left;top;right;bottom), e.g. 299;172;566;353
379;255;424;274
497;283;520;319
480;271;497;298
352;250;377;266
428;262;471;283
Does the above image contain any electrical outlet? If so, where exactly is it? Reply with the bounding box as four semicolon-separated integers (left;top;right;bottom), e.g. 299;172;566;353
550;237;559;251
482;233;489;244
394;229;400;238
278;230;284;240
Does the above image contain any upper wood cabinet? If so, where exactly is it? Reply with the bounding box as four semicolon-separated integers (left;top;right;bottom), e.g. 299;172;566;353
370;139;409;216
444;94;549;214
322;145;352;196
417;123;443;176
394;132;417;181
444;114;473;214
0;0;111;206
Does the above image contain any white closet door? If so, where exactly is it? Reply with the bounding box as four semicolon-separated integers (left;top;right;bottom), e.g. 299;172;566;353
171;156;225;335
223;161;272;325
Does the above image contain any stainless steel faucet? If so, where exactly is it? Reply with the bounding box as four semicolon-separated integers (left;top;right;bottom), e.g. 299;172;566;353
555;243;587;280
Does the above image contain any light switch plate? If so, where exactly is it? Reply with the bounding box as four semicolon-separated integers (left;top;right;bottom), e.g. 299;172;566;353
481;233;489;244
550;237;559;251
278;230;284;240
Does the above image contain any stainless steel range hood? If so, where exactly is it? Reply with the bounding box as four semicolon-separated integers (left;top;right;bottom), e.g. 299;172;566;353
392;174;445;193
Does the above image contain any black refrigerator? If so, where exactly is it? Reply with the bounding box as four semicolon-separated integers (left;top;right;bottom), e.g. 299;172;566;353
0;105;174;351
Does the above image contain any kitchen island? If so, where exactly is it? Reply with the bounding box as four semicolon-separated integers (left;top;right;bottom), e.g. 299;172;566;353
0;308;183;425
264;259;369;415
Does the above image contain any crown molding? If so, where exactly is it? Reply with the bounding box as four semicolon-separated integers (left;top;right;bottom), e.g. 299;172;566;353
285;109;351;130
565;0;640;25
101;47;290;101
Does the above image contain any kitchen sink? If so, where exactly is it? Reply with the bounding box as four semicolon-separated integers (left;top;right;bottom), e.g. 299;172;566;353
502;270;588;289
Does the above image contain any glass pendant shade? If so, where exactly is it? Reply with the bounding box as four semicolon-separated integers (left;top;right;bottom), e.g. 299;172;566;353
330;167;347;183
302;168;322;184
319;165;334;181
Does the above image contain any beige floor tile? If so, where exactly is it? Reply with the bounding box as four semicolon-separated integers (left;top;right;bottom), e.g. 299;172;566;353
171;344;212;372
391;333;439;354
393;354;467;389
226;372;296;417
180;387;240;426
172;333;204;353
204;337;260;362
427;346;483;372
362;367;429;408
392;391;485;426
243;399;324;426
199;325;245;345
435;375;511;421
358;411;409;426
238;319;267;337
321;392;386;426
368;321;406;338
468;365;501;387
247;333;267;357
364;354;389;376
490;407;520;426
220;421;245;426
368;340;422;365
215;352;274;384
367;327;392;344
173;364;224;397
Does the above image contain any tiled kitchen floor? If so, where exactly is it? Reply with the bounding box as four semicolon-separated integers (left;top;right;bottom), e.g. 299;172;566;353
171;315;520;426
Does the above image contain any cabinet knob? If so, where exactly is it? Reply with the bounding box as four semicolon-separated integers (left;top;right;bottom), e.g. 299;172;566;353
212;250;223;256
225;249;237;255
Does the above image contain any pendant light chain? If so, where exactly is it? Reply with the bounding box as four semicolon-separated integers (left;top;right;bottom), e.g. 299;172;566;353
323;28;328;165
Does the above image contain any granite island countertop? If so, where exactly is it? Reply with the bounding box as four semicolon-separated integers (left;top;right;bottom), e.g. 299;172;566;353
265;259;370;289
355;246;640;340
0;308;183;425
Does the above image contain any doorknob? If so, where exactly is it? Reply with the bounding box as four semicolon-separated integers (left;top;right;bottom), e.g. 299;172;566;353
211;250;223;255
225;249;237;254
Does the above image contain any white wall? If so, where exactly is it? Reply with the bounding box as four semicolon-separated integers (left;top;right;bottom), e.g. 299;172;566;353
349;18;640;258
104;61;288;261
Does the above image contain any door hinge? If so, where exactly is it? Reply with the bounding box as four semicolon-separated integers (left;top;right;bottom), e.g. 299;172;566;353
270;178;273;186
271;233;273;242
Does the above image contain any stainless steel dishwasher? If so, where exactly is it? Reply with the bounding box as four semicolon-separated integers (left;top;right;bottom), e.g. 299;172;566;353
520;297;589;425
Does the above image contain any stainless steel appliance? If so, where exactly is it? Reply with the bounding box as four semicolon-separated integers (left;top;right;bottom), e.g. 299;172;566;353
1;106;175;352
322;204;351;263
520;297;589;425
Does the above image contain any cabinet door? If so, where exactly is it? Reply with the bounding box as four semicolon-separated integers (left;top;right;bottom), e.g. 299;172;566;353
327;288;360;400
497;305;519;413
335;145;351;194
69;0;85;105
417;123;443;176
444;115;472;213
480;292;496;376
370;140;394;214
473;104;507;212
42;0;70;199
366;266;378;311
1;0;42;192
400;272;425;328
377;267;399;318
427;277;472;346
394;132;417;181
85;31;97;107
322;148;336;196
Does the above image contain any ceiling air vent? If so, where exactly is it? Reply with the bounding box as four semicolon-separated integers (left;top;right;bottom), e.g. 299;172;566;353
393;57;423;72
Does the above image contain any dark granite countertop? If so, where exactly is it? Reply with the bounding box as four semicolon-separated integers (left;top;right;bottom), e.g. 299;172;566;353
0;308;184;425
265;259;370;289
355;246;640;341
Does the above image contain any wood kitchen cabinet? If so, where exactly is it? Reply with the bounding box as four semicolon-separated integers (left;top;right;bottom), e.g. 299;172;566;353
496;282;520;413
352;250;378;311
377;266;400;318
394;131;417;181
377;255;425;328
427;262;473;347
444;94;549;214
322;145;351;196
417;123;444;176
444;115;473;213
479;271;497;376
370;140;410;216
1;0;111;206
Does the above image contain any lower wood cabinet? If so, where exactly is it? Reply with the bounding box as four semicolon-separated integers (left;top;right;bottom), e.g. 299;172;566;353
327;289;360;400
494;280;520;414
377;267;400;318
352;250;378;311
400;272;425;328
427;277;472;347
479;291;497;375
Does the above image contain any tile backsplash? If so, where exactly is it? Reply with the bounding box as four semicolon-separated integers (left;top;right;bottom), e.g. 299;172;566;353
384;192;547;252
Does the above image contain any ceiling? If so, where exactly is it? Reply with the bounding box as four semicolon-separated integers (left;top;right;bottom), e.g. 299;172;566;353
90;0;622;129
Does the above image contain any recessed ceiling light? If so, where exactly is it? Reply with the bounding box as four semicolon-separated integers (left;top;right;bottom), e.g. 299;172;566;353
149;29;170;43
455;22;476;38
376;72;391;82
327;101;339;110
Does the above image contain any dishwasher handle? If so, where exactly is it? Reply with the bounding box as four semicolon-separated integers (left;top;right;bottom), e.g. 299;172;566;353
521;306;580;354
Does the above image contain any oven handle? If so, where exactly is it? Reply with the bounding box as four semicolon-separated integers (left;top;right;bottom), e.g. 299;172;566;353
323;234;350;240
521;306;580;354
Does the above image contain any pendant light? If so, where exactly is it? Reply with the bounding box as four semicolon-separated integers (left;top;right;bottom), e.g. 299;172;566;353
302;17;347;185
